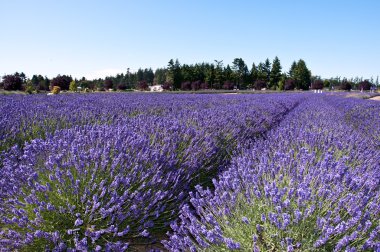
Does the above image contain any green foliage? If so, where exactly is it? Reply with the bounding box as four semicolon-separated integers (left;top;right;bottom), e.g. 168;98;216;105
214;60;224;89
288;61;297;79
323;80;330;88
51;75;72;90
278;77;285;91
154;68;167;85
269;56;282;90
257;62;268;82
232;58;249;89
203;181;321;251
292;60;311;90
25;80;35;94
251;63;258;85
167;59;183;90
69;80;78;92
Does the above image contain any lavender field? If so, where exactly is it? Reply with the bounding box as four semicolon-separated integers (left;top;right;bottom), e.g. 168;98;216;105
0;93;379;251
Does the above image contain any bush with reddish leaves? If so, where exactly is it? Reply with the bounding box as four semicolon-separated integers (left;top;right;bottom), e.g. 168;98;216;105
162;82;172;91
254;80;267;90
181;81;191;91
137;80;149;91
222;80;234;90
191;81;201;91
50;75;72;90
285;79;296;90
358;80;372;91
339;81;352;91
200;82;209;90
105;79;114;90
311;80;324;90
2;74;23;90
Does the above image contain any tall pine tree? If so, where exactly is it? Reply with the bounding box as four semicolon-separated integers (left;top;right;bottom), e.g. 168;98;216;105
167;59;182;90
288;61;297;79
269;56;282;90
251;63;258;85
262;58;271;83
294;59;311;90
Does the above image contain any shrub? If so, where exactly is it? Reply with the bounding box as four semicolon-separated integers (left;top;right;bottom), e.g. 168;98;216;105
200;82;209;90
25;85;34;94
191;80;201;91
137;80;148;91
104;79;114;90
52;86;61;94
323;80;330;88
311;79;324;89
181;81;191;91
278;80;284;91
69;80;78;92
254;80;267;90
117;83;127;90
162;82;172;91
358;80;372;91
222;80;234;90
284;79;296;90
339;81;352;91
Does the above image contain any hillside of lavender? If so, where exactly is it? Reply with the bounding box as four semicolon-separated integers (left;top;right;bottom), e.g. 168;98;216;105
0;93;379;251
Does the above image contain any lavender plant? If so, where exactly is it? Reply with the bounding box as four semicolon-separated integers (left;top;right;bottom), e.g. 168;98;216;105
164;95;380;251
0;93;302;250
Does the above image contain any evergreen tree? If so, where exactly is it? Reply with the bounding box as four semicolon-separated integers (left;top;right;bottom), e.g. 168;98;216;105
43;77;50;91
257;62;267;82
205;64;215;88
288;61;297;79
31;75;39;87
294;59;311;90
214;60;224;89
232;58;249;89
269;56;282;90
136;68;144;82
154;68;167;85
167;59;182;90
251;63;258;86
143;68;154;84
262;58;271;82
277;74;286;91
224;65;233;84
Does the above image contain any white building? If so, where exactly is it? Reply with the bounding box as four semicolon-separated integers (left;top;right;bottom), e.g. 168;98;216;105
149;85;163;92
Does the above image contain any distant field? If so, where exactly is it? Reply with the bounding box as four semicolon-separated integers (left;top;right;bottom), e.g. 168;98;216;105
0;93;379;251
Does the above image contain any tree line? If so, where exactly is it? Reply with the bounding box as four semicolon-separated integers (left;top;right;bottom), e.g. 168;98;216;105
1;58;379;92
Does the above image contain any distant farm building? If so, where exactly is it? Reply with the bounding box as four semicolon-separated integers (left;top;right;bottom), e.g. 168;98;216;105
149;85;163;92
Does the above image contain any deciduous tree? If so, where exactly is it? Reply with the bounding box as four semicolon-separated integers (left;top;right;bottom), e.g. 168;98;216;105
51;75;72;90
2;73;23;90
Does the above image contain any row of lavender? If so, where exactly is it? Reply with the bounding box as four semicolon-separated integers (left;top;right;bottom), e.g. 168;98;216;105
164;95;380;251
0;93;303;251
0;93;285;152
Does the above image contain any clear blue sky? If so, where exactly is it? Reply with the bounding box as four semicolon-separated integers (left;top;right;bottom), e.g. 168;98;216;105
1;0;379;80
